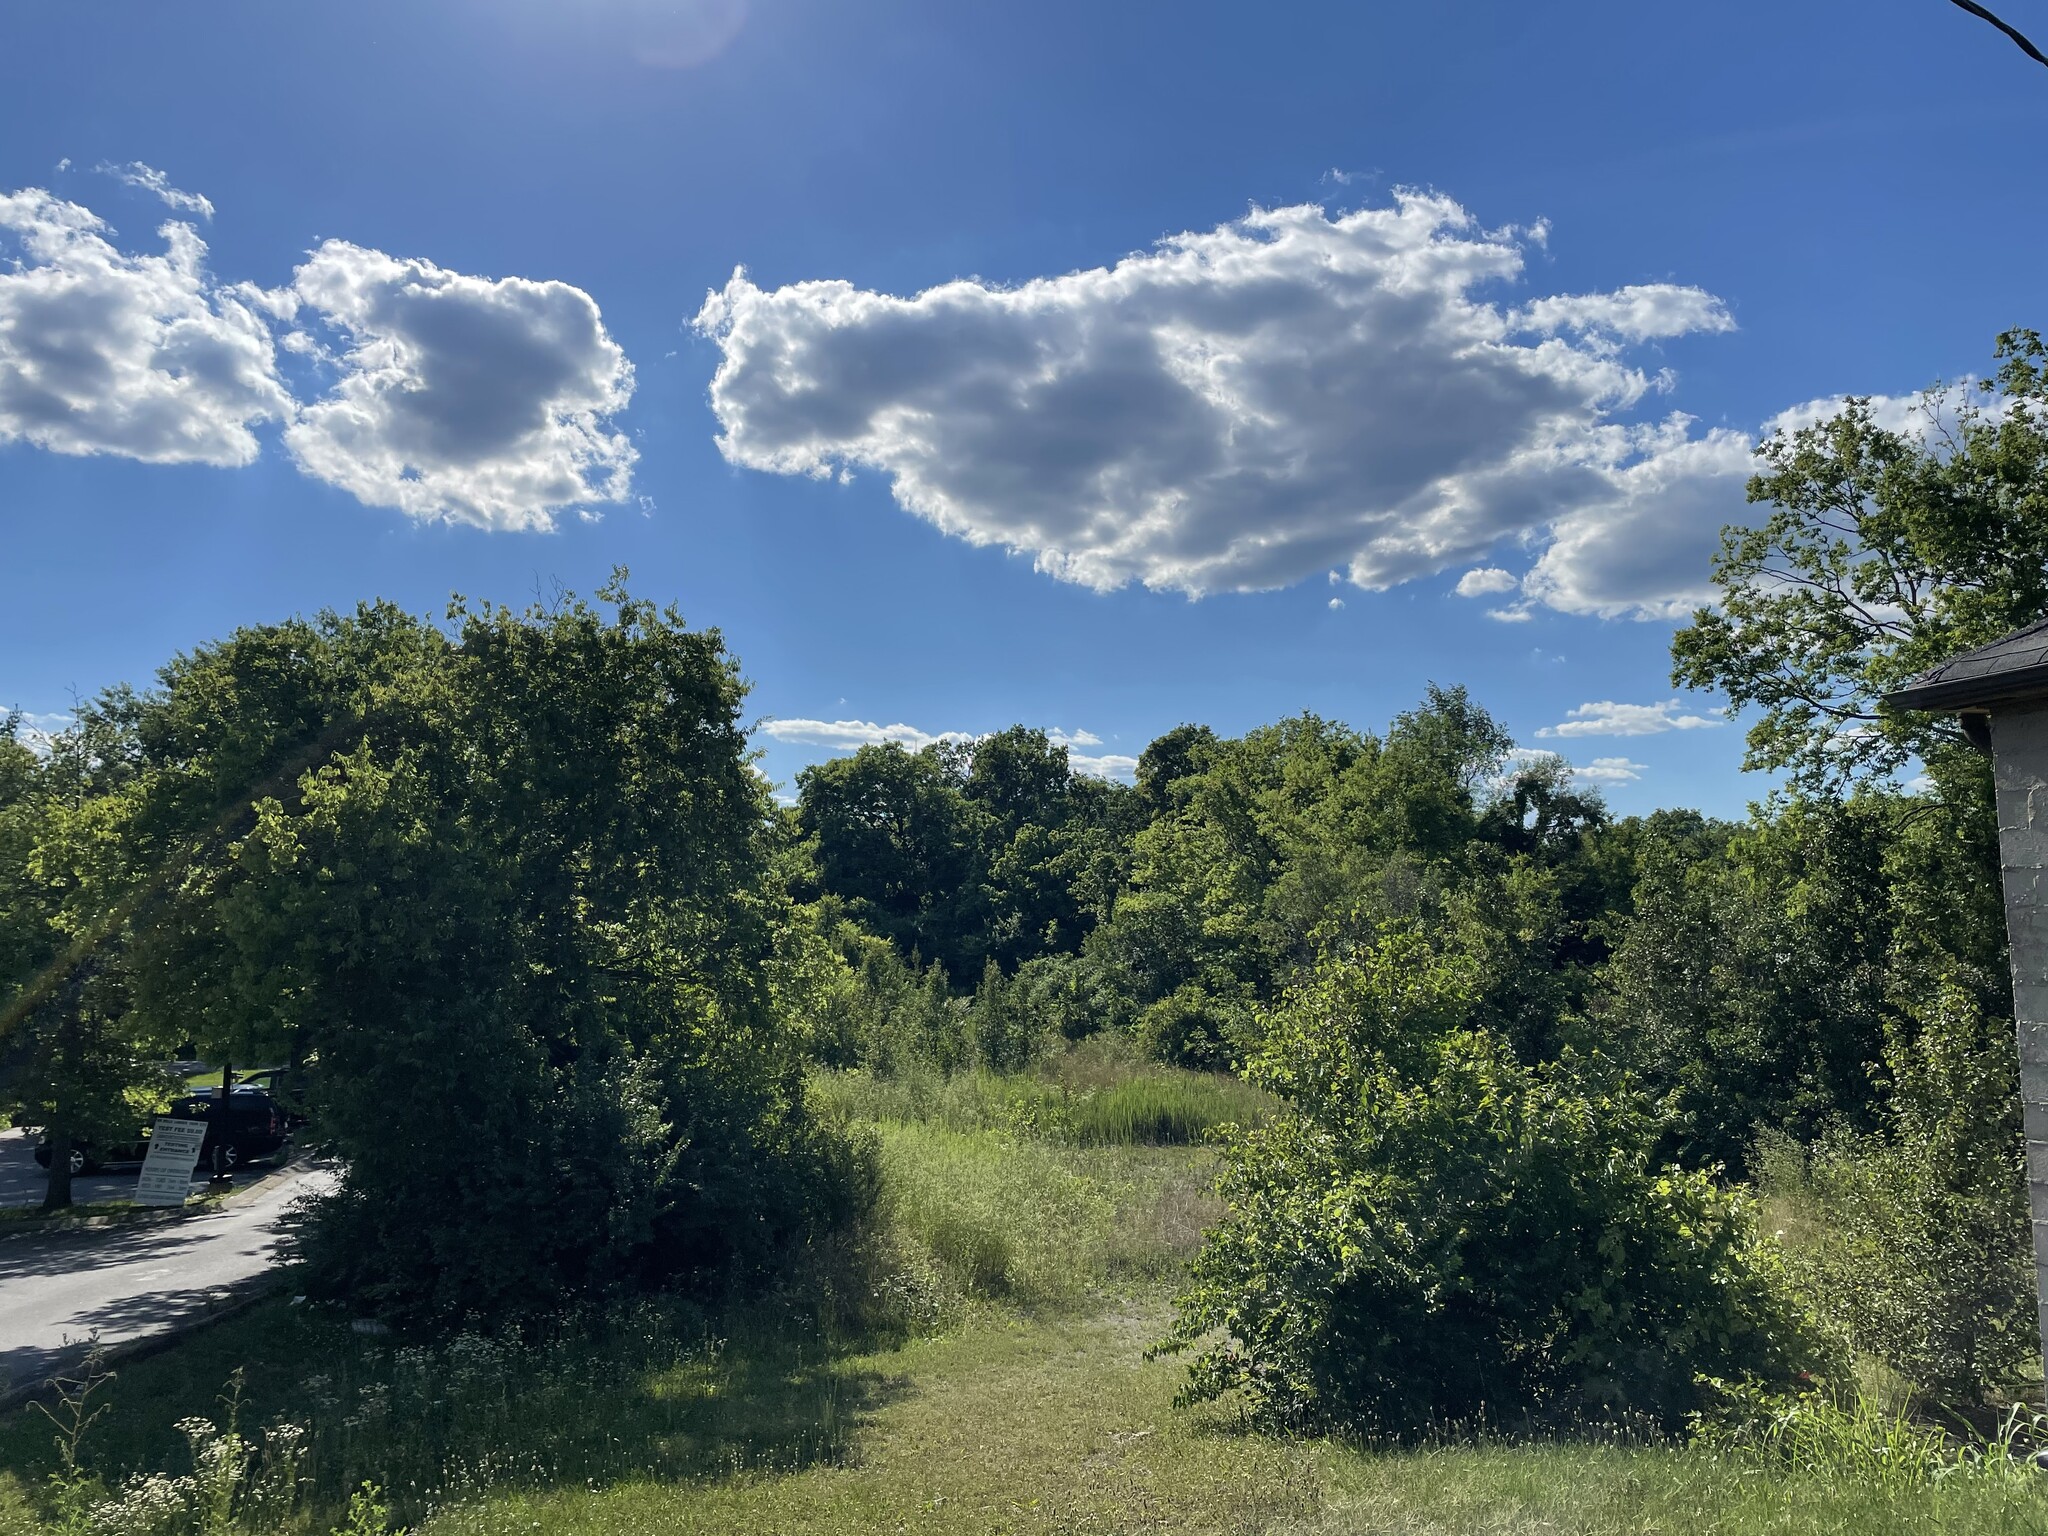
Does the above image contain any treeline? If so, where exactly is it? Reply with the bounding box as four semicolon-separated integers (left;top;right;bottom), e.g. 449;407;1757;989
784;693;2005;1179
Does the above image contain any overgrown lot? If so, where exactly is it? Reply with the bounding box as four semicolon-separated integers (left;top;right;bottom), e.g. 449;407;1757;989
3;1064;2044;1536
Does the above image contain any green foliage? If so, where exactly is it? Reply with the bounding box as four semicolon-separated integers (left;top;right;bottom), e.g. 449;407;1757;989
1134;983;1251;1071
1162;927;1823;1435
106;579;868;1327
969;958;1040;1073
1776;983;2034;1405
1672;330;2048;793
1595;797;1898;1166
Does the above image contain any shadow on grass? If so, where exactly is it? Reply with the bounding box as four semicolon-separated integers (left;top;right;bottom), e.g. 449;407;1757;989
0;1293;914;1526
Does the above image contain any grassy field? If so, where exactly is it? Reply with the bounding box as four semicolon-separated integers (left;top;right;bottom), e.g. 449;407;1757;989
2;1061;2045;1535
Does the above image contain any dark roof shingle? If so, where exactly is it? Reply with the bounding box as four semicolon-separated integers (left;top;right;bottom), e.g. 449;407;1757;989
1883;616;2048;711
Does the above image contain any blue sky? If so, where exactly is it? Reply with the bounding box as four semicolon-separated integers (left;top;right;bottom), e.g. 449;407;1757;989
4;0;2046;813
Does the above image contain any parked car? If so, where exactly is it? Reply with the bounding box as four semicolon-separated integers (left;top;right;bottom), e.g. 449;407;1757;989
33;1133;152;1176
169;1085;294;1171
234;1067;313;1130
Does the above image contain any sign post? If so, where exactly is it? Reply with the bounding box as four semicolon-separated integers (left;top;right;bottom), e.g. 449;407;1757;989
135;1116;207;1207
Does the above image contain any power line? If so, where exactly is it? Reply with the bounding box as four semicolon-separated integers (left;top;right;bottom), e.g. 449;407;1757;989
1949;0;2048;70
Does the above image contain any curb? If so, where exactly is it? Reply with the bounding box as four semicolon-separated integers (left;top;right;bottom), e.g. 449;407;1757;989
0;1154;319;1242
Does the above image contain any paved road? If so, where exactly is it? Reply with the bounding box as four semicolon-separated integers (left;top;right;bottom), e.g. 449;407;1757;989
0;1157;333;1393
0;1126;162;1208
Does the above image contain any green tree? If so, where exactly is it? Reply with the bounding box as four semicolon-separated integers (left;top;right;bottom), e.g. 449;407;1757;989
0;708;172;1208
134;580;866;1324
1595;797;1897;1168
1672;330;2048;793
796;743;990;977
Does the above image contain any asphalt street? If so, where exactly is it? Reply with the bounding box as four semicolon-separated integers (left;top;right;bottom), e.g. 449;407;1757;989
0;1144;332;1393
0;1126;182;1209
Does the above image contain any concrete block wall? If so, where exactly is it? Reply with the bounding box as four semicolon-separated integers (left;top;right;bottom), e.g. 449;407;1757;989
1990;702;2048;1369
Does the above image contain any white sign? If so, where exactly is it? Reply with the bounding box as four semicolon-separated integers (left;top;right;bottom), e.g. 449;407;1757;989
136;1117;208;1207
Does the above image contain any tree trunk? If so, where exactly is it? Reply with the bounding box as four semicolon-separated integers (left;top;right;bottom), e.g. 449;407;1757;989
41;1115;73;1210
42;1011;80;1211
211;1060;233;1179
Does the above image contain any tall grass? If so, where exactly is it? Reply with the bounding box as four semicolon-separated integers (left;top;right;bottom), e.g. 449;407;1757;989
811;1046;1269;1148
873;1122;1219;1311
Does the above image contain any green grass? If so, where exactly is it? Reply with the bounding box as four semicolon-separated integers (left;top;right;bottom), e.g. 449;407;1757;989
3;1065;2044;1535
16;1298;2039;1536
875;1122;1219;1311
812;1048;1270;1149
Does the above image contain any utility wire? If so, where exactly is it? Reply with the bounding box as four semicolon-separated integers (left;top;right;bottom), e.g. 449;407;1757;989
1949;0;2048;70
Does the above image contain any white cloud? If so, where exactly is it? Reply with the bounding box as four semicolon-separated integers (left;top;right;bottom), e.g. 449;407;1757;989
1513;285;1733;344
1455;567;1519;597
1502;746;1643;786
0;189;290;464
757;718;970;752
275;242;636;529
5;707;72;756
0;183;637;529
757;718;1137;781
1069;751;1139;782
1518;422;1757;619
98;161;214;220
1536;698;1725;738
695;195;1737;602
1486;605;1533;623
1576;756;1646;783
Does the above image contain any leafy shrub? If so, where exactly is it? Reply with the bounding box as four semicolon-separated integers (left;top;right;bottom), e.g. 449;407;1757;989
1160;926;1824;1435
1782;982;2033;1405
1135;983;1252;1071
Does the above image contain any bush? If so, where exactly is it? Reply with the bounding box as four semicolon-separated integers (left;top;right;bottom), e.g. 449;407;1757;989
1160;926;1824;1435
1135;983;1252;1071
1784;982;2034;1405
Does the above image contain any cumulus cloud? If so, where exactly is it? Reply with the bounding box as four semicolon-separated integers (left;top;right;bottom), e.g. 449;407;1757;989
1504;746;1645;787
1536;698;1725;738
98;161;214;220
1455;567;1520;597
696;194;1748;608
756;717;1137;781
1519;422;1757;619
1513;285;1733;344
756;718;970;752
0;181;639;527
275;242;636;529
1068;751;1139;782
0;189;290;464
1576;756;1646;783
